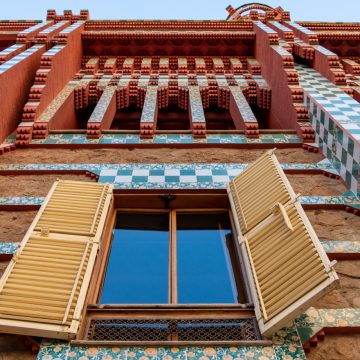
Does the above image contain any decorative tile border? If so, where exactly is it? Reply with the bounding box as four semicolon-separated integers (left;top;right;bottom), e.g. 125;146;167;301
321;241;360;254
188;86;206;123
4;239;358;256
37;20;68;35
26;133;302;145
297;64;360;195
0;242;19;255
0;44;26;63
0;196;44;206
0;45;45;74
294;308;360;329
141;86;158;123
0;160;337;181
300;195;360;209
36;343;304;360
88;86;117;123
36;85;75;124
58;20;85;35
17;21;51;35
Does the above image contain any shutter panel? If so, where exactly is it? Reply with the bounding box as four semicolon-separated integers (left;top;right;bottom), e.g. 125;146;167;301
0;180;113;339
228;150;338;337
229;150;297;233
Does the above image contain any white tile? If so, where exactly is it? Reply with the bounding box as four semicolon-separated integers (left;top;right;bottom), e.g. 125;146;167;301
195;169;212;176
227;169;242;177
132;169;149;176
100;169;118;176
346;154;353;171
350;177;358;195
213;175;231;183
340;163;347;178
336;142;342;159
115;175;132;183
354;143;360;162
148;176;165;183
164;169;180;176
179;175;197;183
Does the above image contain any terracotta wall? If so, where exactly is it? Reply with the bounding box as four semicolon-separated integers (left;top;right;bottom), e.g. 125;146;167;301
253;23;298;130
0;46;45;142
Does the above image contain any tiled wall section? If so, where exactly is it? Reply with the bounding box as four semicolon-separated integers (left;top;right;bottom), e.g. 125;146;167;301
0;45;45;74
26;133;301;145
0;160;338;190
3;239;359;256
36;342;306;360
1;194;358;208
297;64;360;195
33;308;360;359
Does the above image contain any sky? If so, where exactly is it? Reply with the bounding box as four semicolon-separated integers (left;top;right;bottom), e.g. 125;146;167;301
1;0;359;22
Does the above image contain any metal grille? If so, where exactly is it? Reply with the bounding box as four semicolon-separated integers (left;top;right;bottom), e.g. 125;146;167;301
87;318;259;342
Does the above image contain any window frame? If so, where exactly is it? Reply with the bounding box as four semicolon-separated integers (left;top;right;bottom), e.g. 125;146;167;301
75;193;263;345
99;207;246;306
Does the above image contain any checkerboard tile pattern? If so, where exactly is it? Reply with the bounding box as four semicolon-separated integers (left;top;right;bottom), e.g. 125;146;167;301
0;160;339;189
297;64;360;195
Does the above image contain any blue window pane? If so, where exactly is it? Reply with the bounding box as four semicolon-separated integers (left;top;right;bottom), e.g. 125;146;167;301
100;212;169;304
176;212;241;304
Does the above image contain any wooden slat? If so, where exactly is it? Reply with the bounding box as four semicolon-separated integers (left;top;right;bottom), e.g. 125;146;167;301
229;149;296;233
0;180;113;340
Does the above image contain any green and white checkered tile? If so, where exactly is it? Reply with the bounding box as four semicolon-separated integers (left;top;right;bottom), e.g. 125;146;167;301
297;64;360;195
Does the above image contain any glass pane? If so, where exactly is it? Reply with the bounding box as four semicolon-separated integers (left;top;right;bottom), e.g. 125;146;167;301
101;212;169;304
176;212;242;304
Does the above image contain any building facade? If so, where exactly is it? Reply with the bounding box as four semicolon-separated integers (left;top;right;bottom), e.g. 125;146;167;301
0;3;359;360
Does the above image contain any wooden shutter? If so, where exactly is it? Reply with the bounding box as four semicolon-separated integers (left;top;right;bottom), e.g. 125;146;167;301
228;150;297;233
228;150;338;337
0;180;113;339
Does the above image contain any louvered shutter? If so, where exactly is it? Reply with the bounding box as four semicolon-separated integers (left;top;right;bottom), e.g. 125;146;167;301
228;150;338;337
0;180;113;339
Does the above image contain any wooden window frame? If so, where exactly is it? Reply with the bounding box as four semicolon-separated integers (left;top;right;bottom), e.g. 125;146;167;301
75;193;265;345
99;208;244;306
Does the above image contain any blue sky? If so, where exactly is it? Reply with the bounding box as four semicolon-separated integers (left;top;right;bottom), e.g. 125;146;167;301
2;1;359;21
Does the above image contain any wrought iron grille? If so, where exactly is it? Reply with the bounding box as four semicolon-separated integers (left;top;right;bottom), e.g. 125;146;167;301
87;318;259;342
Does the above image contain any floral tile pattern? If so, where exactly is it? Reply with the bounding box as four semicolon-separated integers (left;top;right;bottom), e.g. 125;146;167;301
0;242;20;254
28;133;302;145
88;86;117;123
273;345;306;360
0;196;44;206
229;86;258;123
141;86;158;123
36;344;301;360
36;84;76;124
188;86;206;123
321;241;360;254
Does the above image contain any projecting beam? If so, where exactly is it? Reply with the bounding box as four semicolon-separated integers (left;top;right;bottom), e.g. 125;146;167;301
140;86;158;139
87;86;117;139
188;85;206;138
229;86;259;138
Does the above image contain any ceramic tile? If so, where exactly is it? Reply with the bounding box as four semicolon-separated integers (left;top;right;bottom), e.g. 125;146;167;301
297;64;360;195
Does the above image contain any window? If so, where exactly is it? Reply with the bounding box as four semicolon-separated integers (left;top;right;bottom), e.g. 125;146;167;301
100;210;245;305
